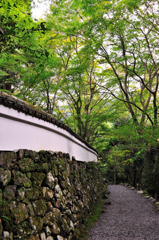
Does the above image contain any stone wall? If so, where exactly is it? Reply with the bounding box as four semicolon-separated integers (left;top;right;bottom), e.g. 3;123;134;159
0;150;106;240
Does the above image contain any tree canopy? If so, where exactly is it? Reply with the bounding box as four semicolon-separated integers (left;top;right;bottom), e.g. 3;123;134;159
2;0;159;197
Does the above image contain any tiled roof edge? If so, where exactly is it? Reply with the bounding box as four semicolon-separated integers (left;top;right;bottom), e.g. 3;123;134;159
0;92;98;155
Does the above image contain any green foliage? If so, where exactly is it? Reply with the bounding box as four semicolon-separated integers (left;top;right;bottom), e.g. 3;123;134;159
78;197;105;240
1;0;159;198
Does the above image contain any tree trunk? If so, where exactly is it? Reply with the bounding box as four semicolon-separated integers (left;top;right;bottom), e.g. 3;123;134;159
114;155;117;185
114;165;116;185
2;82;11;92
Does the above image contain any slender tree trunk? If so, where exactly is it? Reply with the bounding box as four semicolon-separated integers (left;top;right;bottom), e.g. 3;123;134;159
2;82;11;91
155;151;159;200
52;91;57;114
114;155;117;185
133;161;136;187
114;165;116;185
153;93;158;125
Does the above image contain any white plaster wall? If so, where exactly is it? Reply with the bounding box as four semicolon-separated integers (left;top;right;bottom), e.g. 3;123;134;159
0;105;97;162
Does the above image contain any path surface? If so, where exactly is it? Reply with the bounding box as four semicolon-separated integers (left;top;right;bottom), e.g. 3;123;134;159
88;185;159;240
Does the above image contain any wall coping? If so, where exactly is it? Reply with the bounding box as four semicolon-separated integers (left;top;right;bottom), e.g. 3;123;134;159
0;91;98;155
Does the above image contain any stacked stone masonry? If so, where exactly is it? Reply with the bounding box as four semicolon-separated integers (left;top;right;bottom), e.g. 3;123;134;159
0;150;106;240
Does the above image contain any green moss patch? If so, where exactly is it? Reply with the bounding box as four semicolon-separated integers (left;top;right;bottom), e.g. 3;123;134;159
77;197;105;240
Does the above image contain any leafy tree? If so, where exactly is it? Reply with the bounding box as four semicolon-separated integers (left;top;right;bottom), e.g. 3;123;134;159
45;9;111;143
52;0;159;126
0;0;33;90
0;0;53;99
97;0;159;126
2;0;159;197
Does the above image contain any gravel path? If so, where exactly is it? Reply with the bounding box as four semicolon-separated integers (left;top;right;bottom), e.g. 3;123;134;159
88;185;159;240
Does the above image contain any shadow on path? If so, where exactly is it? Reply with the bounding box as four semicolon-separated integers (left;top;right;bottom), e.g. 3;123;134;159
88;185;159;240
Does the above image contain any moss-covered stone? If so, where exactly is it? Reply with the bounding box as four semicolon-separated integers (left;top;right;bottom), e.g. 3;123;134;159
53;165;58;177
23;150;30;158
22;199;35;217
25;187;42;200
35;163;49;173
60;180;69;189
51;221;60;235
30;216;43;232
47;201;54;212
54;158;65;169
3;185;17;201
54;185;63;199
39;151;52;163
55;198;61;209
27;234;40;240
61;217;70;235
71;204;78;214
71;214;77;223
45;172;55;189
0;152;16;168
56;235;64;240
43;187;54;200
66;163;71;176
13;220;33;237
10;202;29;224
16;187;25;201
58;165;65;173
31;172;45;186
0;169;11;187
43;211;55;226
28;151;39;162
32;199;47;216
13;170;32;187
27;172;32;178
17;149;24;159
45;225;51;237
0;201;13;231
52;208;62;223
19;158;35;172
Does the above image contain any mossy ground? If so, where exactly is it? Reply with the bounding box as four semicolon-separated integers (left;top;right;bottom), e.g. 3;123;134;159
77;197;105;240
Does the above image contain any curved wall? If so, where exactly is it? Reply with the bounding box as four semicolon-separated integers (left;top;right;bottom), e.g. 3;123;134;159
0;102;97;162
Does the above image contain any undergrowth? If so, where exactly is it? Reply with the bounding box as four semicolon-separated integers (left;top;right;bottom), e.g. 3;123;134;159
78;197;105;240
